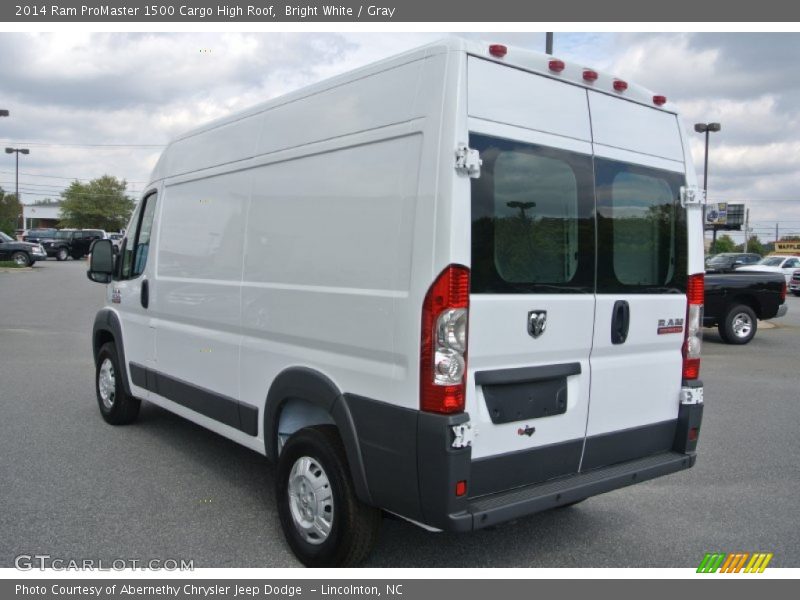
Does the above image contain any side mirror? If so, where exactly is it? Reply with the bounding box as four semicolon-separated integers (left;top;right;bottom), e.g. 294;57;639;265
87;239;114;284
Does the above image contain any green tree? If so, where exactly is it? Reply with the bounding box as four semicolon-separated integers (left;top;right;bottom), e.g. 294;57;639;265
710;234;737;254
59;175;135;231
0;187;22;236
735;235;766;256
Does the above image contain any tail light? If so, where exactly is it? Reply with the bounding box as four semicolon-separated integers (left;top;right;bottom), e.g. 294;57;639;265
548;59;565;73
780;281;787;303
582;69;598;82
613;79;628;92
653;95;667;106
682;273;704;380
420;265;470;413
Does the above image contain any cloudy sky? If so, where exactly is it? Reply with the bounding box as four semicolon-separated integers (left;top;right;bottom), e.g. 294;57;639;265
1;32;799;240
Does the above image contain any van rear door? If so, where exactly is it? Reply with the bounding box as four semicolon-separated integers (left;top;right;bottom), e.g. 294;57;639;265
465;58;596;496
581;92;688;469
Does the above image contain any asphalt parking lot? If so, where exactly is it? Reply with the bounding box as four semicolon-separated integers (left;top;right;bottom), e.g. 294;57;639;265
1;259;799;568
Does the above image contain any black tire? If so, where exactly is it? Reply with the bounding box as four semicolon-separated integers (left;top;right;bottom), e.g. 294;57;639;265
718;304;757;345
56;247;68;261
276;425;381;567
95;342;140;425
11;251;31;267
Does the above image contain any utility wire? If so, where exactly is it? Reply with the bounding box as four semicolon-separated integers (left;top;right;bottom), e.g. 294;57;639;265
0;140;165;148
0;170;147;183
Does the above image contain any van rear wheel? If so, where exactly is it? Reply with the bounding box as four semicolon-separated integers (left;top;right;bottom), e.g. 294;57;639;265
276;425;381;567
95;342;140;425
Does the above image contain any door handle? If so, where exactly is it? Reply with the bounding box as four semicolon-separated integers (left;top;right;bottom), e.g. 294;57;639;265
611;300;629;345
141;279;149;309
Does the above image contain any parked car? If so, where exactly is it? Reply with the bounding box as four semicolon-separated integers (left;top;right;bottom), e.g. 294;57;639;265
704;271;788;344
86;38;706;567
108;232;124;249
22;228;57;244
704;252;762;273
737;255;800;283
0;231;47;266
789;269;800;296
41;229;107;260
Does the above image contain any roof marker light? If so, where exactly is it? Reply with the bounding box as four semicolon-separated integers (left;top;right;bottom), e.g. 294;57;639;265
583;69;598;82
653;95;667;106
613;79;628;92
548;59;565;73
489;44;507;58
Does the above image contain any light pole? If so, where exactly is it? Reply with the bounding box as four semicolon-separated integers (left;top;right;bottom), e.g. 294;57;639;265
5;147;30;229
694;122;721;251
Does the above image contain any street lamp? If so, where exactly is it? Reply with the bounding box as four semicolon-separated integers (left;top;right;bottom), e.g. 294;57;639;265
694;122;721;249
5;147;31;228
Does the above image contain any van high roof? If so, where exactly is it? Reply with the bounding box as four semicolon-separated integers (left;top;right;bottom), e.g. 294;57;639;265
168;36;674;147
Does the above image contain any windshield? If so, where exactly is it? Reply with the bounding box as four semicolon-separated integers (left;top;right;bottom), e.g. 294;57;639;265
0;232;12;242
54;230;73;239
759;256;784;266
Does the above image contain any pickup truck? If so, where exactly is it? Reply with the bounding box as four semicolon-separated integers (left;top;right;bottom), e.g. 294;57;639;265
704;272;788;344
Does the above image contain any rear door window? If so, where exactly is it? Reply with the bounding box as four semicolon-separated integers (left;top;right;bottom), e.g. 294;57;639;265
595;159;687;293
470;134;595;294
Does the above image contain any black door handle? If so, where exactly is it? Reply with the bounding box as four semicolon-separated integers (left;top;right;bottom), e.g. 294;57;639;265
611;300;629;344
141;279;149;309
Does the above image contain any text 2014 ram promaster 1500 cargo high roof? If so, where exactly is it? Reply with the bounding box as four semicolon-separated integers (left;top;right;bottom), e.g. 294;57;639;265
87;37;707;566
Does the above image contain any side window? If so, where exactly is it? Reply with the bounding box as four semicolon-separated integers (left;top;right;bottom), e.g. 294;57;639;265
119;192;158;280
595;159;687;293
785;258;800;269
470;133;595;294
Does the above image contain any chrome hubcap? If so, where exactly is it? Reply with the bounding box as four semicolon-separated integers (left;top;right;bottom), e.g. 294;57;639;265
13;254;26;266
732;313;753;338
98;358;116;409
287;456;333;545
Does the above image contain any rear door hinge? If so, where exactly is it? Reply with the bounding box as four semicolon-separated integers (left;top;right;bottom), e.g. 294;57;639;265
455;145;482;178
680;185;705;208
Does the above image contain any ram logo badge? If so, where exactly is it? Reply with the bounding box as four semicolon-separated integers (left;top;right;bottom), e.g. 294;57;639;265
517;425;536;437
528;310;547;338
658;317;684;335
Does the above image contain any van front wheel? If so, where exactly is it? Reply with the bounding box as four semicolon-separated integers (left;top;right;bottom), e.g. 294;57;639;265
95;342;141;425
276;425;381;567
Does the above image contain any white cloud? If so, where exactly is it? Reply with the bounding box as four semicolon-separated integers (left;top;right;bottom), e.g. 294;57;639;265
1;32;799;239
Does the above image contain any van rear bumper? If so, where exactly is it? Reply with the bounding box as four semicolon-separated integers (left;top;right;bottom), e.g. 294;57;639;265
343;393;702;533
443;450;696;532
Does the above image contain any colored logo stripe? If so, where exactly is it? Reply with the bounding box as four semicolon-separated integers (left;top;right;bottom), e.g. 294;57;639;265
697;552;773;573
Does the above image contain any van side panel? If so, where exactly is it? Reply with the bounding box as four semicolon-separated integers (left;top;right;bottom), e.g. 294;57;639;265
239;134;422;410
154;171;247;409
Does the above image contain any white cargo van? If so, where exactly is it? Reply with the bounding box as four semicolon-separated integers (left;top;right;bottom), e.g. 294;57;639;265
87;37;706;567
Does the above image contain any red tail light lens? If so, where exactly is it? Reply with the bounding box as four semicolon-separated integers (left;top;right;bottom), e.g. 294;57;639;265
613;79;628;92
548;59;565;73
489;44;507;58
653;95;667;106
420;265;470;414
780;281;787;303
686;272;704;305
583;69;598;82
683;273;704;380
